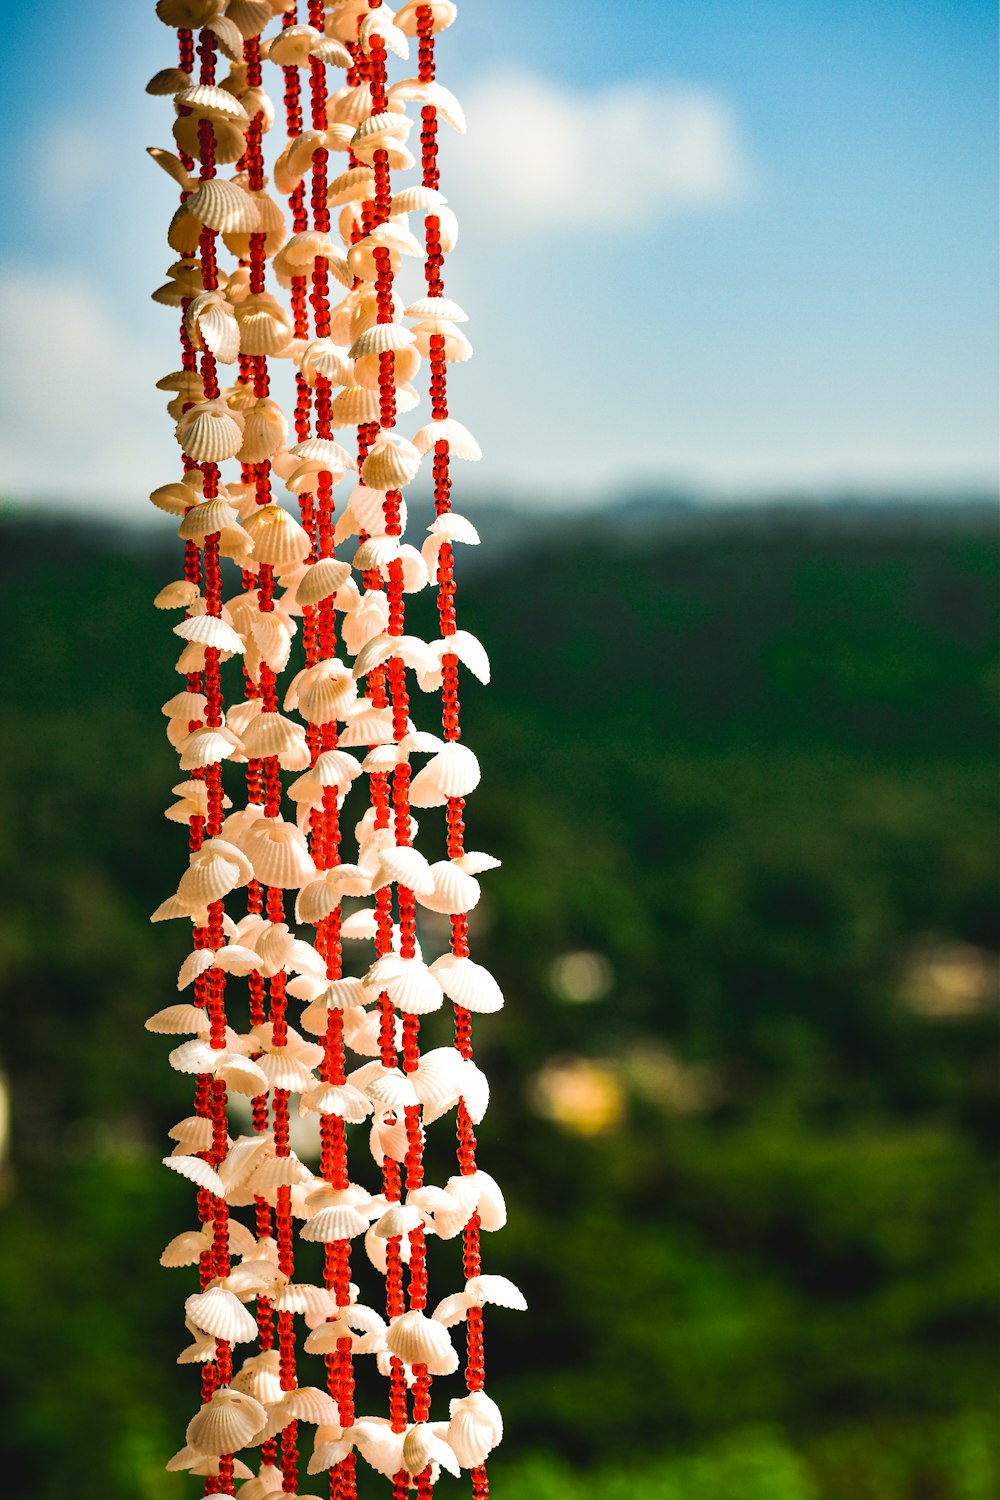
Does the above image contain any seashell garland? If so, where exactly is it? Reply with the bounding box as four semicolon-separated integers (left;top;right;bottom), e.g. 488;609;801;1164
147;7;518;1498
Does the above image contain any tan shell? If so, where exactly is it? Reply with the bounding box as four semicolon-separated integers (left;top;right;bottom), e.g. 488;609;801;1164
296;338;354;390
416;861;482;916
348;322;416;361
145;1004;210;1036
186;169;262;228
294;660;358;726
428;954;504;1014
365;954;444;1015
177;499;252;559
390;185;447;216
446;1391;504;1469
225;0;274;39
147;145;193;192
243;504;311;567
147;67;191;95
222;189;287;259
384;1309;458;1376
185;1386;267;1455
243;818;317;889
176;727;240;771
391;77;465;132
239;711;307;762
326;81;381;127
173;114;247;166
360;432;422;492
175;399;244;462
327;165;376;205
328;384;381;427
235;292;293;356
239;399;288;463
353;344;421;391
185;290;239;363
413;417;481;461
412;319;473;362
173;610;245;655
294;557;352;606
175;84;249;127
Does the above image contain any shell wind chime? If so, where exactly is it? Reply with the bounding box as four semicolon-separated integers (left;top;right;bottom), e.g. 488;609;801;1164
146;3;518;1497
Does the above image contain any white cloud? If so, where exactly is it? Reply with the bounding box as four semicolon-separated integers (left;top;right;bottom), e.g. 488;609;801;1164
445;69;754;230
0;269;176;506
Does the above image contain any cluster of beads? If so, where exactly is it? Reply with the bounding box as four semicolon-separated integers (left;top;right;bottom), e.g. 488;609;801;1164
146;4;517;1498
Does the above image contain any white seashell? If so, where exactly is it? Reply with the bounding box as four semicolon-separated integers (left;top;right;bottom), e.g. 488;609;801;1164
160;1227;210;1267
326;164;376;205
365;955;444;1016
243;817;316;889
239;398;288;463
411;318;472;362
328;384;382;427
230;1462;284;1500
232;1351;284;1407
294;558;352;607
402;1423;461;1480
404;294;466;323
446;1390;504;1469
428;954;504;1014
294;867;371;924
348;1417;407;1478
178;500;252;560
242;504;311;567
145;1003;209;1035
363;1066;420;1111
465;1274;527;1311
293;659;358;725
185;1284;259;1345
408;743;481;807
340;909;379;942
186;1385;267;1455
410;1047;466;1124
416;861;481;916
348;321;416;361
240;711;307;762
390;77;465;132
235;292;294;356
358;7;409;59
173;611;246;655
186;290;240;363
441;628;491;684
177;842;250;906
184;176;260;236
175;399;245;462
162;1153;225;1198
154;584;205;619
300;1196;371;1240
372;1202;425;1239
385;1309;458;1376
351;632;438;680
391;187;447;218
413;417;481;462
263;1386;342;1433
370;845;435;896
431;204;460;253
175;82;250;125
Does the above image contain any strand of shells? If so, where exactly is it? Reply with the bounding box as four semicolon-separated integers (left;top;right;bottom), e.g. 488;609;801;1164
147;4;520;1499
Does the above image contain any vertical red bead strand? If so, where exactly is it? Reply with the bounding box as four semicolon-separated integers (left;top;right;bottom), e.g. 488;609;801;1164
193;23;236;1499
417;9;491;1495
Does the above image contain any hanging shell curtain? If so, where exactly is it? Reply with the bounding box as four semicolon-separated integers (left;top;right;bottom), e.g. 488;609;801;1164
147;4;519;1498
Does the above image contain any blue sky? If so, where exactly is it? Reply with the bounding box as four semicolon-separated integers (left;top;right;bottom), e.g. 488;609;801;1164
0;0;995;514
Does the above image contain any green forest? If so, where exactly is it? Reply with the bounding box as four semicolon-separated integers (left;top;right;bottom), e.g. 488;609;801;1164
0;500;996;1500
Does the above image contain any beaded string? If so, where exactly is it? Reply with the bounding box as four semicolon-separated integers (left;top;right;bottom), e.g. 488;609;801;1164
416;9;489;1497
